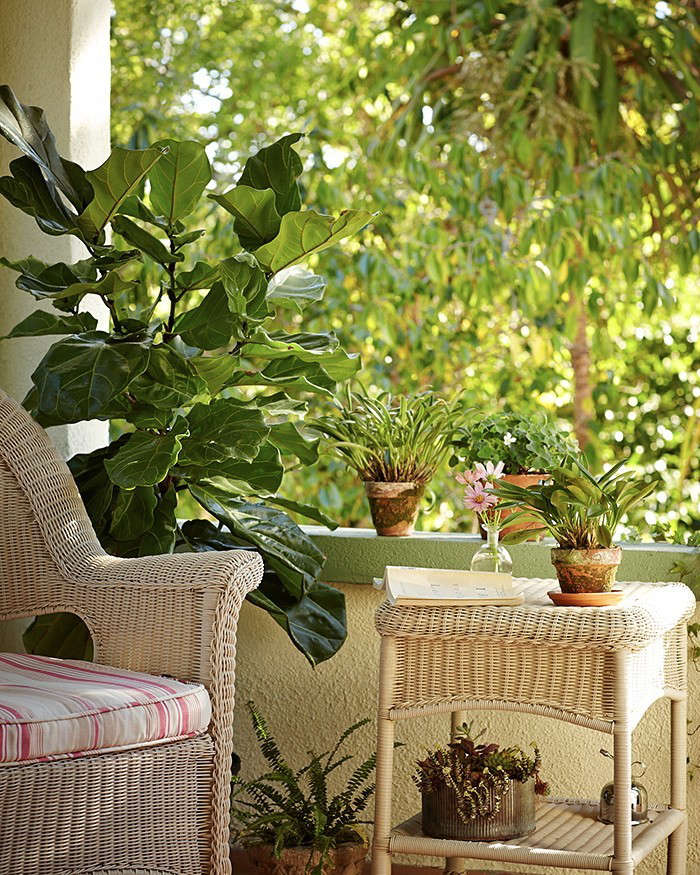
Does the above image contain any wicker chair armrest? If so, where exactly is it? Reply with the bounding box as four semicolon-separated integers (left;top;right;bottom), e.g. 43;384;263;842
72;549;264;687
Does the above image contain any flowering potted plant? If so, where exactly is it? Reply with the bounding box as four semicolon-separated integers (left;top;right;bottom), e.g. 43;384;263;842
456;461;512;573
310;388;461;536
413;722;548;842
452;412;577;538
497;460;657;593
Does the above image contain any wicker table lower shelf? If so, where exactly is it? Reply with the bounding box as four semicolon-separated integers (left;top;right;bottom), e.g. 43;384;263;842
391;799;685;871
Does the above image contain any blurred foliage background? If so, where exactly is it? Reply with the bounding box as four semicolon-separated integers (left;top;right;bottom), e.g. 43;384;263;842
110;0;699;538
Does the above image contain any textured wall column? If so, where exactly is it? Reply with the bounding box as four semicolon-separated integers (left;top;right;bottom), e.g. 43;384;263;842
0;0;111;652
0;0;111;459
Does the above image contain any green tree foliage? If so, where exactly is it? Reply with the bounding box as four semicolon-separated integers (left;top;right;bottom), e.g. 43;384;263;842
108;0;700;538
0;85;375;665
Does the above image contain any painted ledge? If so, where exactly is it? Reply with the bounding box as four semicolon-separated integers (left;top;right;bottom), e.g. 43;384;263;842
304;526;699;590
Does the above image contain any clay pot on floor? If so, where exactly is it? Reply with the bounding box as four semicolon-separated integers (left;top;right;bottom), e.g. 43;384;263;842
551;546;622;593
364;481;424;536
478;472;546;540
246;842;367;875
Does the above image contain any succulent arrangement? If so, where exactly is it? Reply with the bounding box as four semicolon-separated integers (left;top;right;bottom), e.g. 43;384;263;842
453;411;576;475
413;723;548;823
231;702;382;873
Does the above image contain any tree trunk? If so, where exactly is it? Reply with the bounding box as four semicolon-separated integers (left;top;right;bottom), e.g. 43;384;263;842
570;302;593;450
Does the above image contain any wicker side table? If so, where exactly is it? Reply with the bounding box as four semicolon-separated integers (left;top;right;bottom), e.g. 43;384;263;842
371;578;696;875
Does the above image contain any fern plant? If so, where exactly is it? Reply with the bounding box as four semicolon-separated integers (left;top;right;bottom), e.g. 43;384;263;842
232;702;385;872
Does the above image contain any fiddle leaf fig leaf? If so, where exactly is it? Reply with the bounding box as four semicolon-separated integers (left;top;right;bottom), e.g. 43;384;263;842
179;397;269;465
267;266;327;311
149;139;211;225
109;485;158;541
254;209;375;273
176;261;219;292
78;146;165;240
210;185;281;249
4;309;97;338
237;132;303;215
30;332;151;423
111;214;182;265
244;329;361;381
105;422;188;488
268;421;319;465
190;353;240;395
190;442;284;495
127;343;206;409
0;156;83;238
219;253;270;320
172;282;236;349
265;495;338;530
0;85;92;210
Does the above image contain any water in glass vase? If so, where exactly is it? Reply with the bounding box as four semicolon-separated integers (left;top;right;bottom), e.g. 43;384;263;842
470;525;513;574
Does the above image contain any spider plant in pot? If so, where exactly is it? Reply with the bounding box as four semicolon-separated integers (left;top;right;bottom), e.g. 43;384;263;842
451;411;577;540
309;388;461;536
231;702;384;875
413;722;548;842
497;460;657;593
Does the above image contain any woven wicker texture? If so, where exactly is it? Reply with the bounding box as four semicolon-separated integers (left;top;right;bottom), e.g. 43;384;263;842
0;390;264;874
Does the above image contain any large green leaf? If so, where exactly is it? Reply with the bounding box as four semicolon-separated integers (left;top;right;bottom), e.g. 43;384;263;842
109;485;158;540
189;442;284;494
185;494;325;598
149;139;211;225
210;185;281;250
219;253;270;320
233;356;336;396
176;261;219;292
172;282;236;349
23;613;93;661
127;343;206;409
244;329;361;381
3;310;97;338
266;495;338;530
138;485;179;555
111;215;182;265
78;146;164;240
268;421;319;465
0;156;83;237
179;397;269;465
237;132;303;215
181;518;345;665
30;332;151;423
104;423;187;488
190;353;241;395
14;259;97;310
254;209;375;273
266;266;326;311
0;85;92;210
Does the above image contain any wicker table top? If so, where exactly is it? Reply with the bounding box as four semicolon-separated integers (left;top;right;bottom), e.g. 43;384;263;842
375;578;696;652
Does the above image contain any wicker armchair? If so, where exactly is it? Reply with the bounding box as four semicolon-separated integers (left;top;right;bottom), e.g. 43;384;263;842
0;390;264;875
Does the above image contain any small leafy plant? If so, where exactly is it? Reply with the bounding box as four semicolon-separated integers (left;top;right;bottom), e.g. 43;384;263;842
309;387;461;484
413;723;548;823
453;411;576;475
231;702;381;870
497;460;658;547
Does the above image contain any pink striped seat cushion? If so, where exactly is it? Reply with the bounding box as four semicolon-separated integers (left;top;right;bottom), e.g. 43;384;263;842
0;653;211;764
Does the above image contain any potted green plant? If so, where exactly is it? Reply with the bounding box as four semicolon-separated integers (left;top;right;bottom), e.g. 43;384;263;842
497;460;657;593
231;702;378;875
452;411;577;538
413;723;548;842
310;388;460;536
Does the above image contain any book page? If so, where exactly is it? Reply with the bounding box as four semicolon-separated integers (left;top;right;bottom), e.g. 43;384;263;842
383;566;514;603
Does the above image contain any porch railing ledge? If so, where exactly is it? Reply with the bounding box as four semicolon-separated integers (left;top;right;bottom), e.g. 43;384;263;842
303;526;699;593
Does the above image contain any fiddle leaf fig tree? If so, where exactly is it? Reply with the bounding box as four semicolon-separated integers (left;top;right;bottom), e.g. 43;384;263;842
0;85;375;666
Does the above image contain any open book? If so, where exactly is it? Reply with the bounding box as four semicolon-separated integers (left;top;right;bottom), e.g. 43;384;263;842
374;566;523;607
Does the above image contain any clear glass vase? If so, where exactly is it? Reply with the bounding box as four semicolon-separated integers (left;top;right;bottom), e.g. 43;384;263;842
470;525;513;574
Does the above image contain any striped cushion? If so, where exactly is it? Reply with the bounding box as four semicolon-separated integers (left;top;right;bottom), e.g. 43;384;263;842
0;653;211;764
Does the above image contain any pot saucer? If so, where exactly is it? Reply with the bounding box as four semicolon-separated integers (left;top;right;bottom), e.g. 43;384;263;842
547;589;625;607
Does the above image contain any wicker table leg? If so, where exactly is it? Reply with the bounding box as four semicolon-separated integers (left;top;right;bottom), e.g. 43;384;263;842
667;694;688;875
612;653;634;875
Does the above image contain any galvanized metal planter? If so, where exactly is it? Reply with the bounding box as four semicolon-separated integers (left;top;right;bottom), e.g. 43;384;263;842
421;778;536;841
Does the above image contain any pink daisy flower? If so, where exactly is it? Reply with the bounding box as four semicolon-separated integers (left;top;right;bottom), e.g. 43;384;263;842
455;469;482;486
463;482;499;512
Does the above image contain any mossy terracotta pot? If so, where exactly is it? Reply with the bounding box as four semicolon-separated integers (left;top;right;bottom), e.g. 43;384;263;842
364;481;424;536
247;842;367;875
551;546;622;593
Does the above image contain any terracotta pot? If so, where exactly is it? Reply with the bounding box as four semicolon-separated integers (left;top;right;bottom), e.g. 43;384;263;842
246;842;367;875
478;472;546;540
551;546;622;593
422;777;536;841
364;481;424;536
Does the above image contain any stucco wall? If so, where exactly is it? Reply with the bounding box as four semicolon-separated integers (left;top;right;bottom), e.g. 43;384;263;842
233;545;700;875
0;0;110;459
